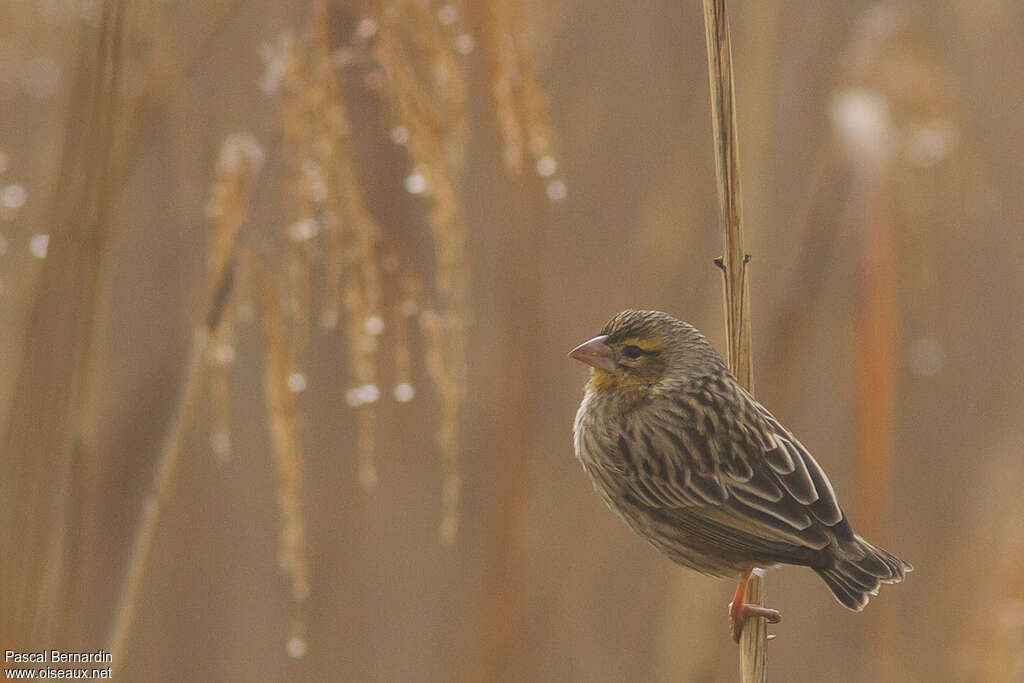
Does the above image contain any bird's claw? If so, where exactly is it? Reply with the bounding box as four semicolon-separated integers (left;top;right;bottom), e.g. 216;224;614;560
728;601;781;643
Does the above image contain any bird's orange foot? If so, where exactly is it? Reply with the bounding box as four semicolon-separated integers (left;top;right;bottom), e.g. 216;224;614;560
728;601;781;643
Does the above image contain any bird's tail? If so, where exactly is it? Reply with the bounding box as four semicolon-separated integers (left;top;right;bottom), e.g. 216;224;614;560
815;535;912;611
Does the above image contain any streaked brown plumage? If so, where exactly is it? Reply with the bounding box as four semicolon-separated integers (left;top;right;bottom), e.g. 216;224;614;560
570;310;911;640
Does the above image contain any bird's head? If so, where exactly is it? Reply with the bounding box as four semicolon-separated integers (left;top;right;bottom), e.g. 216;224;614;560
569;310;723;395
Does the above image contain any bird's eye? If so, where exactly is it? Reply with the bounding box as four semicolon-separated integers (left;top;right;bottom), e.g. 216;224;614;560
622;345;645;360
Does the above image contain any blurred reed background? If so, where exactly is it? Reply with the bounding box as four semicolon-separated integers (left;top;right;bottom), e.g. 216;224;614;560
1;1;1023;681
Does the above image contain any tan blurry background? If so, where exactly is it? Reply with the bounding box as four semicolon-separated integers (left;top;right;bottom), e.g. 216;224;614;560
2;1;1023;681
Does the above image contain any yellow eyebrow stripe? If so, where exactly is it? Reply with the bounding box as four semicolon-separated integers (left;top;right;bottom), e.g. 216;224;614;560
618;336;665;351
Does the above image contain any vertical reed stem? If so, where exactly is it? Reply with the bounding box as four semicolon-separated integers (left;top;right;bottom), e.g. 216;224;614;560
700;0;767;680
107;259;235;671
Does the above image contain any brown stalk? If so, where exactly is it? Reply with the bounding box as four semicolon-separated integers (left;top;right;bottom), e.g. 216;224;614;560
106;131;262;669
254;256;311;607
374;2;470;542
0;0;127;643
700;0;766;680
107;258;236;669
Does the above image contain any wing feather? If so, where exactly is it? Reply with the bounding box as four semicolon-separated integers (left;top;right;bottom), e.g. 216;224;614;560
598;373;848;556
775;436;819;504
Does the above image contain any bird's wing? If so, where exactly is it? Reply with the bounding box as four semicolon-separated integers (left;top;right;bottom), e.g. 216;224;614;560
605;376;849;552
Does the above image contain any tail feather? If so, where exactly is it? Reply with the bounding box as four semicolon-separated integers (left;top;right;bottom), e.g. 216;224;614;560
815;535;912;611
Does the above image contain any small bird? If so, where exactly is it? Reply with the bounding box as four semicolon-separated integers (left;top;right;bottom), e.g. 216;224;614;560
570;310;910;642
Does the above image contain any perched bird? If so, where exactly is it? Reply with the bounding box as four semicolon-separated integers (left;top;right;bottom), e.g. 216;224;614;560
570;310;911;641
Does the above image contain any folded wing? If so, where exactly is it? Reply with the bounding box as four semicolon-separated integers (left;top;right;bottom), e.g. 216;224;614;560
603;375;852;560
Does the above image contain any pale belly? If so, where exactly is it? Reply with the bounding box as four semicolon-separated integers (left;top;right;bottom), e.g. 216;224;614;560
583;463;751;580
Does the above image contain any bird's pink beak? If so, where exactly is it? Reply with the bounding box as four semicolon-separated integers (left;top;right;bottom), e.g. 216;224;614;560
568;335;615;371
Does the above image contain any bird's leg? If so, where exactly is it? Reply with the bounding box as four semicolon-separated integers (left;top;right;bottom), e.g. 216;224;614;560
728;568;781;643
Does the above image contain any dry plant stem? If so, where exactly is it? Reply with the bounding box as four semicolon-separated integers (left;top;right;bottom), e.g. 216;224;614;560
1;0;126;642
107;260;235;670
702;0;752;384
740;568;768;679
700;0;767;680
308;0;383;489
375;4;470;542
481;0;558;172
254;258;311;604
